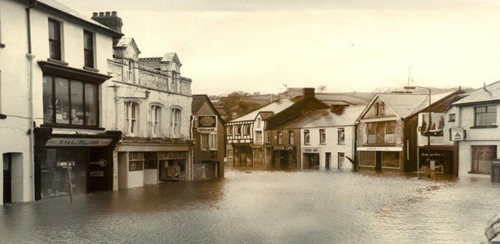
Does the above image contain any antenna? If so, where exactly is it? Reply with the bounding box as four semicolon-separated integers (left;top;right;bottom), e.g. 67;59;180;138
407;67;411;86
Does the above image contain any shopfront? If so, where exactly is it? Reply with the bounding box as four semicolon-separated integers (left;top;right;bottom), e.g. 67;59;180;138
358;147;402;170
272;146;297;169
303;148;320;169
34;128;121;200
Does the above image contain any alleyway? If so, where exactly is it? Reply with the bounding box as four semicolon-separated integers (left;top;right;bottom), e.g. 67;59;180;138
1;169;498;243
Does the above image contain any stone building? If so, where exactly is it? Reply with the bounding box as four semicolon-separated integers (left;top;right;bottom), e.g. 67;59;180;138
0;0;123;204
191;95;225;180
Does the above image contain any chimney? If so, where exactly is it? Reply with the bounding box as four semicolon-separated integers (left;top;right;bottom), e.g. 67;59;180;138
304;88;315;98
91;11;123;34
286;87;316;99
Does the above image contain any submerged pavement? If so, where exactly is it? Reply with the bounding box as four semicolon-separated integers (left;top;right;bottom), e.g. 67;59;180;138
1;168;498;243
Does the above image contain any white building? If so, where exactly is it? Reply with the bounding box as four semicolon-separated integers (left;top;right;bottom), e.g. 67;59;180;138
0;0;122;204
445;82;500;178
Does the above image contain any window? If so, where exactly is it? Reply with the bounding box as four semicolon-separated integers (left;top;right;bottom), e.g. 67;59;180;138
48;19;62;61
338;152;345;168
475;105;497;126
84;30;94;68
289;131;295;145
227;149;233;158
366;121;396;145
227;125;233;135
144;152;158;169
201;134;209;150
375;102;385;116
243;124;251;135
129;152;144;171
43;76;98;126
257;118;261;128
126;102;139;135
448;114;456;122
266;131;271;143
171;71;178;92
255;131;263;143
277;131;283;145
202;134;218;150
172;108;182;137
210;134;218;150
320;129;326;144
235;125;241;136
382;152;400;168
151;105;162;137
471;146;497;174
304;130;310;145
359;151;376;167
338;128;345;145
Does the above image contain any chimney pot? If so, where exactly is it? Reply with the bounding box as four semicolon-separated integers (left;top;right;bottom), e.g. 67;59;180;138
99;12;104;16
92;12;98;17
105;11;111;16
112;11;117;16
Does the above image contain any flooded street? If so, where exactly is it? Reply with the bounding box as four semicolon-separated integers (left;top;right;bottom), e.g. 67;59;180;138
1;169;499;244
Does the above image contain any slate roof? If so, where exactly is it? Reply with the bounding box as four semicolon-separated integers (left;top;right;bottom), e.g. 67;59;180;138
230;98;295;123
36;0;121;36
273;106;365;130
192;95;206;114
259;111;275;120
452;81;500;106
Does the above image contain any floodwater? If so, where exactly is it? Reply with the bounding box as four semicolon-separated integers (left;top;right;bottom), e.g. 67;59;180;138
1;168;499;244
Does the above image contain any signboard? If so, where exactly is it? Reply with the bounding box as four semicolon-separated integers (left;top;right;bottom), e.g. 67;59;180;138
90;159;108;167
57;161;75;168
451;128;465;141
198;116;217;132
304;148;320;153
273;146;295;151
89;171;104;177
357;147;403;152
46;138;113;147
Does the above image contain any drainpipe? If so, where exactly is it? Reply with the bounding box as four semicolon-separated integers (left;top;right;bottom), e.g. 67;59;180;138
26;1;37;201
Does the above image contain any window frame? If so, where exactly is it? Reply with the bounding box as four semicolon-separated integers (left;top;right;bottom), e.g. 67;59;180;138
227;125;233;136
255;130;263;143
277;131;283;145
448;113;456;122
48;19;63;61
474;105;497;127
319;129;326;145
289;131;295;145
338;128;345;145
151;105;162;137
304;130;310;145
129;152;144;172
126;102;140;135
83;30;95;68
265;131;271;144
338;152;345;168
43;75;99;127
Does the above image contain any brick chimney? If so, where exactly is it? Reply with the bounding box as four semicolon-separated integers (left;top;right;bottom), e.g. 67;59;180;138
92;11;123;33
287;88;315;99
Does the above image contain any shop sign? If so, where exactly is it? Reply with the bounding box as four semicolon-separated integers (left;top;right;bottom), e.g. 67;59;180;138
451;128;465;141
357;147;403;152
304;148;319;153
198;116;217;132
273;146;295;151
46;138;113;147
89;171;104;177
90;159;108;167
57;161;75;168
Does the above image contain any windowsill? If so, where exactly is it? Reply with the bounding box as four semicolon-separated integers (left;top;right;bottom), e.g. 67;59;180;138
0;43;5;48
41;123;105;130
0;113;6;119
320;143;326;145
47;58;69;66
470;125;498;129
83;66;99;73
467;171;490;175
338;143;345;145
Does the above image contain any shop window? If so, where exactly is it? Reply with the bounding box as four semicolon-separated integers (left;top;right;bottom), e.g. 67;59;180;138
83;30;94;68
448;113;456;122
151;105;162;137
338;152;345;168
338;128;345;145
144;152;158;169
359;151;376;167
129;152;144;171
48;19;62;61
381;152;400;168
266;131;271;143
277;131;283;145
227;149;233;158
320;129;326;145
43;76;98;126
475;105;497;126
304;130;310;145
126;102;139;135
289;131;295;145
255;131;263;143
171;108;182;138
227;125;233;135
471;146;497;174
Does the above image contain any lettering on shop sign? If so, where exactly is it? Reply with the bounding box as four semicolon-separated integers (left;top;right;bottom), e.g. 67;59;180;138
304;148;319;153
46;138;113;147
89;171;104;177
273;146;294;151
420;153;445;157
89;159;108;167
357;147;403;152
57;161;75;168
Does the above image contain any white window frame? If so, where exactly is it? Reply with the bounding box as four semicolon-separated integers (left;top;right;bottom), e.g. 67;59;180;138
277;131;283;145
126;102;140;136
151;105;162;137
320;129;326;145
338;128;345;145
171;108;182;138
304;130;310;145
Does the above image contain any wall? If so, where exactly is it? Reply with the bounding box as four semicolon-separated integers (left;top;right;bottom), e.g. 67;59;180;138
143;169;158;184
458;141;500;177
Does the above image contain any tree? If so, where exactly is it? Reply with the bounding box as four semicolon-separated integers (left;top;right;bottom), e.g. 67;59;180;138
317;85;327;93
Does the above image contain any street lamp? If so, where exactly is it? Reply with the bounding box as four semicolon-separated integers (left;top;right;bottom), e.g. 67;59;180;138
404;86;432;176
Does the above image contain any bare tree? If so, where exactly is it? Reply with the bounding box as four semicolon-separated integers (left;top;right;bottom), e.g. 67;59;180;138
317;85;327;93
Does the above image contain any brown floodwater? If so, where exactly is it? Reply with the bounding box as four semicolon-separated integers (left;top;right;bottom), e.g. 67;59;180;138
1;168;499;243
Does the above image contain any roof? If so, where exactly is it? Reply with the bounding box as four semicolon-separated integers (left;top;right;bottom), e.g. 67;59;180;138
192;95;225;125
35;0;121;36
115;37;141;54
273;106;365;130
452;81;500;106
315;92;375;105
258;111;275;120
230;98;295;122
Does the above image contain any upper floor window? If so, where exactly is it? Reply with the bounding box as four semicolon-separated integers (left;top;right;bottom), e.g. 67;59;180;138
289;131;295;145
243;124;251;135
257;118;261;128
48;19;62;61
375;102;385;117
171;72;178;92
266;131;271;144
201;134;218;150
172;108;182;137
448;113;456;122
84;30;94;68
277;131;283;145
475;105;497;126
43;76;98;126
235;125;241;136
366;121;396;144
227;125;233;135
320;129;326;144
126;102;140;135
255;131;263;143
304;130;310;145
338;128;345;145
151;105;162;137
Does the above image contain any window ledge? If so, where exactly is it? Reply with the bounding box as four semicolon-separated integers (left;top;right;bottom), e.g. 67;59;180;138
0;113;6;119
41;124;105;131
83;66;99;73
47;58;69;66
0;43;5;48
467;171;490;175
470;125;498;129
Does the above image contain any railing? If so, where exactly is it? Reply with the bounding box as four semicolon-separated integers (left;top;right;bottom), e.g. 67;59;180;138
107;60;126;82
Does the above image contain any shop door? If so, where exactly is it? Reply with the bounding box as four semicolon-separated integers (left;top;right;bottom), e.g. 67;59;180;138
281;151;289;169
325;153;331;169
88;148;111;192
375;151;382;170
3;154;12;204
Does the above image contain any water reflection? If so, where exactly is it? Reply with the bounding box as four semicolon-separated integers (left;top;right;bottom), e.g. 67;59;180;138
1;169;499;243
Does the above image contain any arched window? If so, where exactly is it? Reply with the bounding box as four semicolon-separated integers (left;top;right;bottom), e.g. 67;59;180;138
125;102;140;136
171;108;182;138
151;105;162;137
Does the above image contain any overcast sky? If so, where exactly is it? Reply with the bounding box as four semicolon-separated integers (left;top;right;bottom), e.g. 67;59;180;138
60;0;500;95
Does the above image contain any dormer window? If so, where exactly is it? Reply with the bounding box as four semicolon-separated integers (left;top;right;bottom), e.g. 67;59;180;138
375;102;385;116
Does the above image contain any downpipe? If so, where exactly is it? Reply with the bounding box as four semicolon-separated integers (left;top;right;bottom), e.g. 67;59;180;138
26;1;37;202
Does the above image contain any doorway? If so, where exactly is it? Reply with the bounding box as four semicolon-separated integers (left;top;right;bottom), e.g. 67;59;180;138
3;154;12;204
325;153;331;169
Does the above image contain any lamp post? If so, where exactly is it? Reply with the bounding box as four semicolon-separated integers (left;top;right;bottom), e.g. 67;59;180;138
404;86;432;176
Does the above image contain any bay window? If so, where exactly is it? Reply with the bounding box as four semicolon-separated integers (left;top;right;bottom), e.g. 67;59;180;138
43;76;98;126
